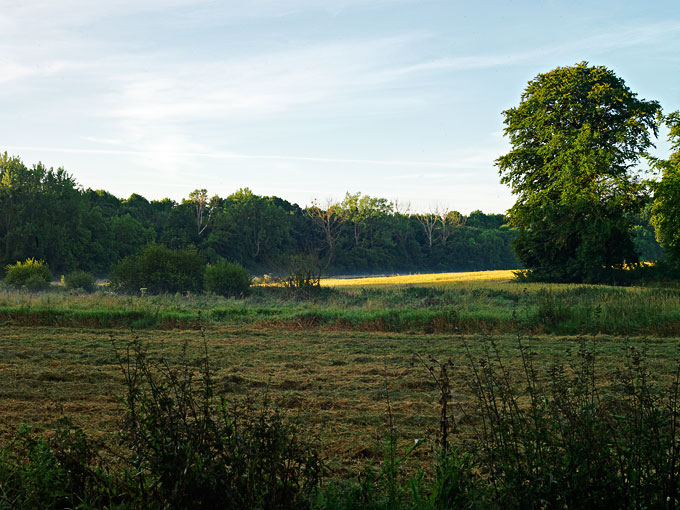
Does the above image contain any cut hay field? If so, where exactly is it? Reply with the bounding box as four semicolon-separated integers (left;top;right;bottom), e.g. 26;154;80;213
2;326;679;475
1;270;680;476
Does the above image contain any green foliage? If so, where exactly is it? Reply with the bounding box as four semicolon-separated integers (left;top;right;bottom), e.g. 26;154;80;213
466;210;504;230
450;339;680;509
203;259;251;297
222;188;293;266
0;419;119;510
631;203;664;261
0;337;322;509
63;270;96;292
497;62;661;282
107;213;155;261
315;341;680;509
110;243;206;294
114;336;322;509
0;153;99;274
0;151;522;277
282;253;322;295
651;111;680;267
341;192;393;249
4;258;52;291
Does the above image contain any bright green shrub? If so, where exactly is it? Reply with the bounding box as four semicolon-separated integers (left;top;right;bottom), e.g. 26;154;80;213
204;259;250;297
63;270;96;292
4;258;52;291
110;244;206;295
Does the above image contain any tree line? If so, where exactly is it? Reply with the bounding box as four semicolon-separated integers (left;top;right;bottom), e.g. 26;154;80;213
0;155;524;277
4;63;676;284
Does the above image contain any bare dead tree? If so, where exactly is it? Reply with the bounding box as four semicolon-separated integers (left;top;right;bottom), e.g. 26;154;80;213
306;199;346;267
416;209;438;250
188;189;216;236
438;208;465;246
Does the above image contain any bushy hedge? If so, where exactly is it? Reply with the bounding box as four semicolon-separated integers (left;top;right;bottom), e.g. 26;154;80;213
204;259;250;297
63;270;96;292
4;258;52;291
110;244;206;294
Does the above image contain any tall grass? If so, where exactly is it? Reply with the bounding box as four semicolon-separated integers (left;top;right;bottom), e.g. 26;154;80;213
313;337;680;509
2;280;680;335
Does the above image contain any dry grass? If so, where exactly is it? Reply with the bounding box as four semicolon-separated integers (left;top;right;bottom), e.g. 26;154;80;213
1;325;678;475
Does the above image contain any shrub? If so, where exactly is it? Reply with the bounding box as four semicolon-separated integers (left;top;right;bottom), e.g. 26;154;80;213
204;259;250;297
282;253;321;297
113;336;322;509
0;419;118;510
4;258;52;291
63;270;96;292
444;339;680;509
110;244;205;294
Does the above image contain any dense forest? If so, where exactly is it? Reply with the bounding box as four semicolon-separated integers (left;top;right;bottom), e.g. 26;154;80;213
0;152;525;277
0;151;663;279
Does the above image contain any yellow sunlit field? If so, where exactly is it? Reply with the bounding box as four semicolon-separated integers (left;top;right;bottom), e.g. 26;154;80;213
321;269;517;287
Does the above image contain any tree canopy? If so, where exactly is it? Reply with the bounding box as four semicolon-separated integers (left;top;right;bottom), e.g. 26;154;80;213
0;152;524;277
496;62;661;282
651;111;680;266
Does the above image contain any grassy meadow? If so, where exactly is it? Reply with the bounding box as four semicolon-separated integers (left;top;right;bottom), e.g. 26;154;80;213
2;270;680;480
1;271;680;335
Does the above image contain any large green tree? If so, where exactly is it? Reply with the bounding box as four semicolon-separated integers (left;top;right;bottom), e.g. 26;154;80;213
496;62;660;282
651;111;680;266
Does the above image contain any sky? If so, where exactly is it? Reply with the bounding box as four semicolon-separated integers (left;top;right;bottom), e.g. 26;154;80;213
1;0;678;214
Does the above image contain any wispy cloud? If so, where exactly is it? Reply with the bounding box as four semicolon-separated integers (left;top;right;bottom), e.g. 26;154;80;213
0;0;410;34
2;145;489;169
1;2;676;208
82;136;122;145
386;20;680;78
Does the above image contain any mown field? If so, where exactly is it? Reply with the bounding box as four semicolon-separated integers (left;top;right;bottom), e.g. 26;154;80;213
2;271;680;479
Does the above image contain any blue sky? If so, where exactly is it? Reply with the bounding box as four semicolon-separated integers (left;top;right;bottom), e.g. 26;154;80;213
1;0;678;213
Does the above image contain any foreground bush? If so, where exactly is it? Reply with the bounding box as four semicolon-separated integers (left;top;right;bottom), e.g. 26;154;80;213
0;336;322;509
63;270;96;292
115;336;322;509
313;341;680;509
110;243;205;294
4;258;52;291
204;259;250;297
452;340;680;508
0;418;120;510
